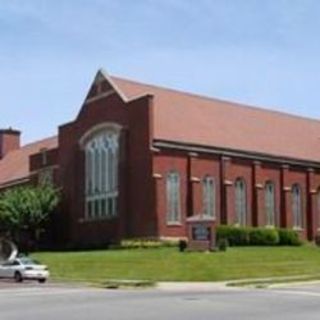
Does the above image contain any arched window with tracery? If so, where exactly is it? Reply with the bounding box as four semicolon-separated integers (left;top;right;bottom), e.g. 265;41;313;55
265;181;275;226
166;170;181;224
202;175;216;218
292;184;303;229
317;188;320;228
82;124;120;219
235;178;247;226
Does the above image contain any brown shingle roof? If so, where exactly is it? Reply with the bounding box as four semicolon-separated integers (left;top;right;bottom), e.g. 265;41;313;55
1;74;318;187
0;136;58;186
112;76;320;163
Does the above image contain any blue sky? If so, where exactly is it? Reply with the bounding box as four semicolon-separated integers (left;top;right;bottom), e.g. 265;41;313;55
1;0;320;143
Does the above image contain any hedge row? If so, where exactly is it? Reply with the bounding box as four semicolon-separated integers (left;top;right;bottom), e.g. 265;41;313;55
119;238;179;249
216;226;302;246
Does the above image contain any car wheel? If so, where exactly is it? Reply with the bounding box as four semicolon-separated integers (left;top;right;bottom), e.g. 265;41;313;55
14;271;23;283
38;278;46;284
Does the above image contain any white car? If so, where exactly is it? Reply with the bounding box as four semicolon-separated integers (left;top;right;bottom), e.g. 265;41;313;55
0;257;49;283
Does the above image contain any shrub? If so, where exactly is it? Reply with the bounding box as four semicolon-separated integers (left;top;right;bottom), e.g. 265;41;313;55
178;239;188;252
120;238;179;249
249;228;279;246
277;229;300;246
217;238;228;251
217;226;302;246
277;229;302;246
315;234;320;247
216;225;250;246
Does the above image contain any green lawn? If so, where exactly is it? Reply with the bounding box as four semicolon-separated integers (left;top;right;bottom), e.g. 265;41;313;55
31;246;320;283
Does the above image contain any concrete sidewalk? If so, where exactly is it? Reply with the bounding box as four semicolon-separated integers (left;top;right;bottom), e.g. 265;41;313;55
156;277;320;291
156;281;234;291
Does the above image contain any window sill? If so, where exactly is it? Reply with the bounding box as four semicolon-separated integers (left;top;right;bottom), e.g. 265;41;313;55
78;216;117;223
265;225;276;229
293;227;304;232
166;222;182;227
232;223;244;228
201;215;216;221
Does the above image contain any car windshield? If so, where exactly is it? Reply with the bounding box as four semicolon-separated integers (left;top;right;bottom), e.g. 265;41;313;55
19;258;40;265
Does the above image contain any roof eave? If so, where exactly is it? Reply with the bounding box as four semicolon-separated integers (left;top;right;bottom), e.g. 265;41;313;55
153;139;320;169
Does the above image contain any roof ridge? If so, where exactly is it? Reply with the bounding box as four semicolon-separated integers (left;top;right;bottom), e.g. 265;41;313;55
20;135;57;149
111;75;320;125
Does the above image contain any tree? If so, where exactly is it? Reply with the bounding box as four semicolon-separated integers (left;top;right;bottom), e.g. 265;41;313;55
0;185;60;251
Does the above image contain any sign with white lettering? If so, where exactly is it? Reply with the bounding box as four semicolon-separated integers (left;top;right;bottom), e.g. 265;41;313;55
186;216;216;251
192;224;211;241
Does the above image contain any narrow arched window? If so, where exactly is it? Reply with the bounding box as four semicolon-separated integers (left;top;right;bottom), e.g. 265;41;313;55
235;178;246;226
317;188;320;228
84;128;119;219
166;171;181;224
202;176;216;218
292;184;303;229
265;181;275;226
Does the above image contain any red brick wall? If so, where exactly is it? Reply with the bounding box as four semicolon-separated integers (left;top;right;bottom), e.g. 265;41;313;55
153;151;221;239
126;95;155;238
189;155;221;223
57;92;155;246
281;167;308;238
30;148;58;171
152;149;317;241
312;172;320;236
254;163;281;227
153;152;188;238
223;158;253;226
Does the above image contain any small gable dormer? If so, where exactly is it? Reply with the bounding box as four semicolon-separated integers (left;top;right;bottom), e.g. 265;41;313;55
84;70;116;104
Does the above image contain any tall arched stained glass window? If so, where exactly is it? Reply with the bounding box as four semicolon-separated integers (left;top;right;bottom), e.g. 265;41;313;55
235;178;246;226
166;171;181;224
202;176;216;218
84;126;120;219
265;181;275;226
317;188;320;228
292;184;303;229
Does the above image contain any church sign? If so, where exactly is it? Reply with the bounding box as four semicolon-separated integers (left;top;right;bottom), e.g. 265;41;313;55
186;215;216;251
192;224;211;241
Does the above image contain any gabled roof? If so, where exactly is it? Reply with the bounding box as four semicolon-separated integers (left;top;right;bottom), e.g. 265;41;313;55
1;71;319;188
111;75;320;163
0;136;58;187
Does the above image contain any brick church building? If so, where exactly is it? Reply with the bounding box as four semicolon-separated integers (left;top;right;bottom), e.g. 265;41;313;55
0;69;320;247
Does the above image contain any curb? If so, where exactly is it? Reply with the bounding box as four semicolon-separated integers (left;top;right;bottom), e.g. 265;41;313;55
99;279;156;289
226;275;320;288
50;275;320;291
156;281;230;291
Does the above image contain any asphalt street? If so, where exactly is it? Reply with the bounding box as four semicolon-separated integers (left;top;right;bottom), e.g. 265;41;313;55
1;281;320;320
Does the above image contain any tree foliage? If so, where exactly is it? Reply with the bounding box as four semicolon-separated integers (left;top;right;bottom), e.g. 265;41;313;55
0;185;60;250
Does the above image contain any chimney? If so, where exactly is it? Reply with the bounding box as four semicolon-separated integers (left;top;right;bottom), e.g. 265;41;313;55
0;128;21;159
